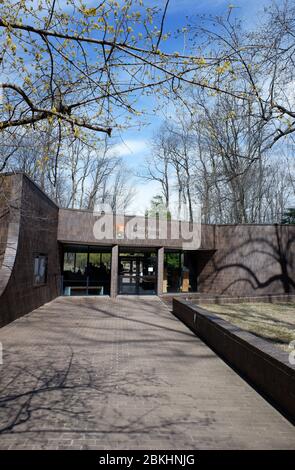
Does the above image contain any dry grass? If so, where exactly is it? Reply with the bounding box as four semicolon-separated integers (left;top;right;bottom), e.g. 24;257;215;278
200;302;295;352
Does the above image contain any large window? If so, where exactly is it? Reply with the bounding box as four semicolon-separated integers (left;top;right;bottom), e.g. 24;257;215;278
164;250;196;293
62;245;111;296
34;254;48;286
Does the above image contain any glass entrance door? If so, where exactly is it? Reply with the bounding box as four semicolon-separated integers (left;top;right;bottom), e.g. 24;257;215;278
119;257;138;295
118;250;157;295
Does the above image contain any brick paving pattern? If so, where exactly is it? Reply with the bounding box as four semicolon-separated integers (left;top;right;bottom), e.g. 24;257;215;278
0;296;294;449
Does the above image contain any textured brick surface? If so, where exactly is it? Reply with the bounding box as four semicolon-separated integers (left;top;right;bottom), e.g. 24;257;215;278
198;224;295;296
0;296;294;450
0;176;11;268
0;174;60;326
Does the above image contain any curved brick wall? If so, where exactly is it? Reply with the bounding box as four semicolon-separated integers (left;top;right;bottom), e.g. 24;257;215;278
0;174;61;327
0;175;13;269
0;210;9;269
0;174;21;298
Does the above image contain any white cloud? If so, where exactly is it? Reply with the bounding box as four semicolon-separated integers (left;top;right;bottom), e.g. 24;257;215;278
110;139;148;158
127;180;162;215
167;0;227;13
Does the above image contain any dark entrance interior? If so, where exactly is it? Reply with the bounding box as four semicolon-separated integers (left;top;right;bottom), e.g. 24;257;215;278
164;249;197;293
62;244;111;295
118;249;157;295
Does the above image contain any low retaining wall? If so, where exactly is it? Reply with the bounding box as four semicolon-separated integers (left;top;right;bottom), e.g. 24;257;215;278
173;298;295;422
162;293;295;305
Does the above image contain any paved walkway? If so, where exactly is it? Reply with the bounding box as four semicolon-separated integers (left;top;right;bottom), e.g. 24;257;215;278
0;296;294;449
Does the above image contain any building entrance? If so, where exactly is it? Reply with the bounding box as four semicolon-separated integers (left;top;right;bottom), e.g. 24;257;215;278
118;250;157;295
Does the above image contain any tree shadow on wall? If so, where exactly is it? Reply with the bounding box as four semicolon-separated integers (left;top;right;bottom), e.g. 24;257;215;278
200;225;295;295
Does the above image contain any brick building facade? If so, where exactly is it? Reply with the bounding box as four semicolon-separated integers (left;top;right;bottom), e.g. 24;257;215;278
0;172;294;327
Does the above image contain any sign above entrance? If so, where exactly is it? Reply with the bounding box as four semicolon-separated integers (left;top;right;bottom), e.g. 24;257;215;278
92;204;201;250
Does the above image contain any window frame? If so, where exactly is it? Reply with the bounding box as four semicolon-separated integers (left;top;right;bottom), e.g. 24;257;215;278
33;253;48;286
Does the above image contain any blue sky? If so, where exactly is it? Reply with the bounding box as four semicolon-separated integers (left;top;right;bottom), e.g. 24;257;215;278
111;0;271;153
106;0;272;211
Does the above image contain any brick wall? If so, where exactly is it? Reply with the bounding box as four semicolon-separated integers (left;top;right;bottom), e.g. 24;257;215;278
0;174;61;327
197;224;295;296
0;214;9;268
0;176;11;267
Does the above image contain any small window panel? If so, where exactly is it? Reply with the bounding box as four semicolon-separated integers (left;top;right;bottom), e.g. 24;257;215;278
34;255;48;285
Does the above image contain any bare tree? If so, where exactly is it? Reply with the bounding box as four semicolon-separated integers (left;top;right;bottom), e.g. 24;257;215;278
192;1;295;148
101;164;136;212
139;126;172;207
144;88;295;224
0;0;241;141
